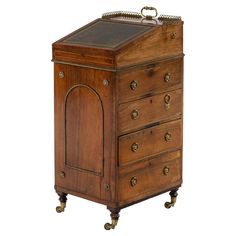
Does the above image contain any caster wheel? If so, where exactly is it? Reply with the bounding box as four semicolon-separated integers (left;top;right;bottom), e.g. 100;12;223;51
56;206;63;213
104;223;112;230
164;202;172;209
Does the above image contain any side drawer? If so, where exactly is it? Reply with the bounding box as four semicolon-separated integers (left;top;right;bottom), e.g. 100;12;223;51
116;23;183;67
118;150;182;204
118;89;182;134
118;58;183;103
119;119;182;166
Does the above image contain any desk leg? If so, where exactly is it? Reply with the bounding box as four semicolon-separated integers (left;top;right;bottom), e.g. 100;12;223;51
56;192;68;213
164;189;178;209
104;208;120;230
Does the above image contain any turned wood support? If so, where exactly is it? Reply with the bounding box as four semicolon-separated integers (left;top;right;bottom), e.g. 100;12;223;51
165;189;178;209
104;208;120;230
56;192;68;213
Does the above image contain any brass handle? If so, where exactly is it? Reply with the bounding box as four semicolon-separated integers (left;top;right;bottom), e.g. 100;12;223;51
130;176;138;187
141;6;158;20
164;73;171;83
59;71;64;79
170;32;177;39
164;132;172;142
164;94;171;104
131;142;139;152
130;80;138;90
163;166;170;175
164;94;171;110
131;109;139;120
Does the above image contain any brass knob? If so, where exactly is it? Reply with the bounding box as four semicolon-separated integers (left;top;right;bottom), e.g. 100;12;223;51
130;80;138;90
131;109;139;120
130;176;138;187
59;71;64;79
164;132;172;142
164;94;171;110
103;79;109;87
59;171;65;178
164;73;171;83
131;142;139;152
163;166;170;175
170;32;176;39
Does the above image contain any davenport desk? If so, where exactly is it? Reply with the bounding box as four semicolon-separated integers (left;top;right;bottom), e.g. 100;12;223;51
52;7;184;230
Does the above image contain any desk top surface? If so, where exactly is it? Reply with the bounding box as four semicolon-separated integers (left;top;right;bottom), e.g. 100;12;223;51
62;20;153;49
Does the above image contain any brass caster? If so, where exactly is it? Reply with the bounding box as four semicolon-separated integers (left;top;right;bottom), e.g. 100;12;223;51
164;189;178;209
104;223;112;230
164;201;174;209
104;209;120;230
56;192;67;213
104;219;118;230
56;202;66;213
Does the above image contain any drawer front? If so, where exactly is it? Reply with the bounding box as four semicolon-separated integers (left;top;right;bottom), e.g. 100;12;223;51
118;58;183;103
118;150;182;203
118;89;182;134
119;120;182;166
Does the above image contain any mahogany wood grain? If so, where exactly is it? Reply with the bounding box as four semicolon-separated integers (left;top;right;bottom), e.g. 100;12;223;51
52;19;115;69
118;57;183;103
53;16;184;217
116;22;183;68
53;20;183;70
118;150;182;204
54;63;116;201
118;89;182;134
65;85;103;174
55;185;118;208
119;119;182;166
53;48;114;68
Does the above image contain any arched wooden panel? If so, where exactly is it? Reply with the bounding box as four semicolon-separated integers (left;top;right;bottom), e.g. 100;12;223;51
65;84;104;175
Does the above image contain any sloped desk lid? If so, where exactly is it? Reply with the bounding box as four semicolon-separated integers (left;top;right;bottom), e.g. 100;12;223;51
52;14;183;69
62;19;153;49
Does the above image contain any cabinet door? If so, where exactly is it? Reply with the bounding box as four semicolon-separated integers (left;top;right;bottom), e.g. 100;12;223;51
54;64;115;201
65;84;103;175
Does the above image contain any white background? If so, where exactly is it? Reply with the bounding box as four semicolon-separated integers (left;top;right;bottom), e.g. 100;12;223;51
0;0;236;235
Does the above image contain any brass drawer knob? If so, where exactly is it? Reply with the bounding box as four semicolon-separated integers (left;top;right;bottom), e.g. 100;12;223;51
170;32;176;39
131;109;139;120
130;80;138;90
130;176;138;187
103;79;109;87
164;73;171;83
164;132;172;142
131;142;139;152
163;166;170;175
59;71;64;79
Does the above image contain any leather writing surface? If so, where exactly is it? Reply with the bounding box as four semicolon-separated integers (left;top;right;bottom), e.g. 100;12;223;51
64;20;151;48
